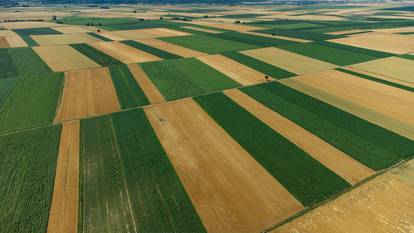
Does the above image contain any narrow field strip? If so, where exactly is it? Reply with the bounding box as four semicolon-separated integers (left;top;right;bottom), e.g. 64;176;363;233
54;67;120;123
112;108;207;233
80;117;136;233
109;64;150;109
242;31;312;43
136;38;206;57
31;33;100;46
89;41;162;64
197;54;269;85
205;31;297;47
280;70;414;140
109;27;191;40
47;121;80;233
127;64;165;104
70;43;122;66
241;47;337;75
224;89;374;184
0;125;61;233
181;25;222;33
145;98;303;233
86;32;113;42
0;73;63;134
241;82;414;171
121;40;182;59
33;45;101;72
140;58;239;100
195;93;350;205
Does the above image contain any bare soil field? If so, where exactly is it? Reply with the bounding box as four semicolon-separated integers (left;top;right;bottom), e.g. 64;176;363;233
47;120;80;233
127;64;165;104
281;69;414;140
89;41;162;64
54;67;120;122
329;32;414;54
110;28;191;40
145;98;304;233
224;89;374;184
136;38;207;57
241;47;337;75
350;57;414;85
272;159;414;233
197;54;269;85
32;34;101;46
33;45;100;72
343;67;414;88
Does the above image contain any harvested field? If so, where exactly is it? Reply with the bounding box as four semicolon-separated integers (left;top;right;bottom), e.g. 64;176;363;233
0;126;61;233
47;121;80;233
140;58;239;100
0;73;63;134
272;160;414;233
52;26;94;34
33;45;100;72
241;82;414;171
0;36;10;48
329;32;414;54
136;38;206;57
224;89;373;184
110;27;191;39
31;33;101;46
54;67;120;122
0;30;29;47
241;47;337;75
0;21;65;29
281;69;414;140
127;64;165;104
89;41;162;64
197;54;269;85
145;98;304;233
350;57;414;85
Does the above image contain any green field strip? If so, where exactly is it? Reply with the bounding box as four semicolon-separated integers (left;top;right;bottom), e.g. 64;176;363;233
174;25;229;35
255;28;342;41
20;35;39;46
206;31;297;47
80;116;137;233
316;41;394;58
161;34;257;54
194;93;350;206
13;27;62;36
86;32;113;42
0;73;63;134
140;58;240;100
0;125;61;233
241;82;414;171
221;13;267;18
222;51;296;79
109;64;150;109
62;16;140;27
101;20;190;31
398;54;414;60
278;42;378;66
121;40;182;60
336;68;414;92
0;77;19;107
0;47;52;79
70;43;122;66
260;22;323;30
111;108;207;233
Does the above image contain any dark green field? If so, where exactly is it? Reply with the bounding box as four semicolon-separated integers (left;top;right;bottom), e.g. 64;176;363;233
242;82;414;170
161;34;257;54
13;27;62;36
195;93;350;206
109;64;150;109
256;28;342;41
140;58;239;100
71;43;122;66
121;40;182;59
0;77;19;107
0;125;61;233
86;32;113;42
207;31;296;47
0;73;63;134
222;51;295;79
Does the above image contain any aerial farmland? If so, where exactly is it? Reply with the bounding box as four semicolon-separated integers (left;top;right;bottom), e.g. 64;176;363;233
0;1;413;233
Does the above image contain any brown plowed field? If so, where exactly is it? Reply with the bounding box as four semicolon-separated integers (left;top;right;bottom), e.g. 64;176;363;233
281;69;414;140
47;120;80;233
54;67;120;122
136;38;207;57
197;54;269;85
144;98;303;233
224;89;374;184
272;160;414;233
127;64;165;104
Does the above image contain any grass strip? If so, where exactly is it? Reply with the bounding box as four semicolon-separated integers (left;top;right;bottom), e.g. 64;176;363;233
70;43;122;66
20;35;38;46
121;40;181;60
194;93;350;206
241;82;414;171
109;64;150;109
